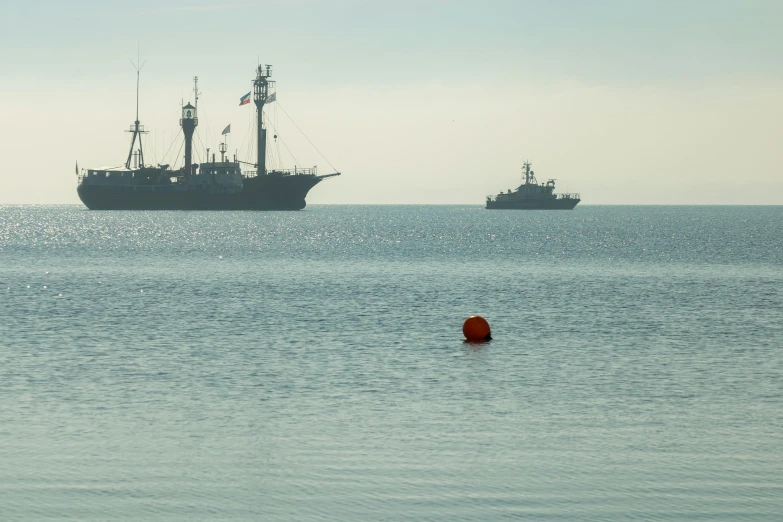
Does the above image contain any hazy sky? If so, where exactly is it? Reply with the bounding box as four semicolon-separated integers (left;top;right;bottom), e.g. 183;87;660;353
1;0;781;204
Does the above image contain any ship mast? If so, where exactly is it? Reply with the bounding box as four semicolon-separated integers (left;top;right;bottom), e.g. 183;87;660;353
522;161;536;185
193;76;199;113
253;64;275;176
125;54;147;169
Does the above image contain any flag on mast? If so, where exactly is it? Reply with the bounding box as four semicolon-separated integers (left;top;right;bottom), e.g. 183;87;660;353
239;92;251;106
221;124;231;135
266;92;276;104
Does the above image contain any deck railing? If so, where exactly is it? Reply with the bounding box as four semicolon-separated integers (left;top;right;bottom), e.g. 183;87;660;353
243;166;318;178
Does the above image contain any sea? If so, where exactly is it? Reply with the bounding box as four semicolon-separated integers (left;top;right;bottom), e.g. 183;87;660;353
1;204;781;520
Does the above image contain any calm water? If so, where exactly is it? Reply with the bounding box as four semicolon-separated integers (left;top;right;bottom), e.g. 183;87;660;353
1;205;781;520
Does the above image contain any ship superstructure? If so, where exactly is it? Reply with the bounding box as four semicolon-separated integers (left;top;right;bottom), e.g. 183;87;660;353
76;63;339;210
486;161;580;210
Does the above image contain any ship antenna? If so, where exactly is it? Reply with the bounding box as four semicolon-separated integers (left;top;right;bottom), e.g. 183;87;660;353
132;44;146;122
193;76;200;112
125;46;147;169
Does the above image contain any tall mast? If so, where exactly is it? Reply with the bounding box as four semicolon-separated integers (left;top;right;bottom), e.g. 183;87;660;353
125;54;147;169
523;161;535;185
193;76;199;113
253;64;275;176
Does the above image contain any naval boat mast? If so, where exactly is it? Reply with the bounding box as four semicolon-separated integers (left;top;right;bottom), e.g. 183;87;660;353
125;54;147;169
521;161;537;185
253;64;274;176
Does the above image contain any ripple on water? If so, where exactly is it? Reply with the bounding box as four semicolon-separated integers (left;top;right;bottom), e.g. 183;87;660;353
0;205;782;520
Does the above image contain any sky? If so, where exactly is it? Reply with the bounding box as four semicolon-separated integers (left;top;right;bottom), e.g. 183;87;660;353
1;0;781;204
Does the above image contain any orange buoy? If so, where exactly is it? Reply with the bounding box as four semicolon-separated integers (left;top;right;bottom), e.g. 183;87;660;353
463;315;492;342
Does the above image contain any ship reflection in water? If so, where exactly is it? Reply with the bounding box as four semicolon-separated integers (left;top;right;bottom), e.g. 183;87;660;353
486;161;580;210
76;64;339;210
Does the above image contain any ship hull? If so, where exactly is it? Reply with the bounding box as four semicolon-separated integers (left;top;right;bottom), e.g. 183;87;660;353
486;198;580;210
77;175;323;211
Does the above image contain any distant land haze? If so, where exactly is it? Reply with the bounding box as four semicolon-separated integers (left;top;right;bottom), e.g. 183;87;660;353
1;0;781;205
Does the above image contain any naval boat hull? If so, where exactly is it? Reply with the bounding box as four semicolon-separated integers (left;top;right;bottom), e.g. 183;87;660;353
77;174;324;211
486;197;580;210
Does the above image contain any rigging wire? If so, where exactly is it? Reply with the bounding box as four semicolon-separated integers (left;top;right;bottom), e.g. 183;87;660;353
245;112;256;166
264;109;274;170
265;114;300;167
266;110;277;170
273;103;283;168
199;102;209;148
195;129;207;164
276;101;338;172
154;132;159;166
159;129;182;166
171;135;185;169
143;131;153;166
236;109;251;160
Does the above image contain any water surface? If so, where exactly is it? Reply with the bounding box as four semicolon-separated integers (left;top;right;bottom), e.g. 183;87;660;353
1;205;781;520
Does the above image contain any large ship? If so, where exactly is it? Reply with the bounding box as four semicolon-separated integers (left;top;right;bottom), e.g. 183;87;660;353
77;64;339;210
486;161;580;210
